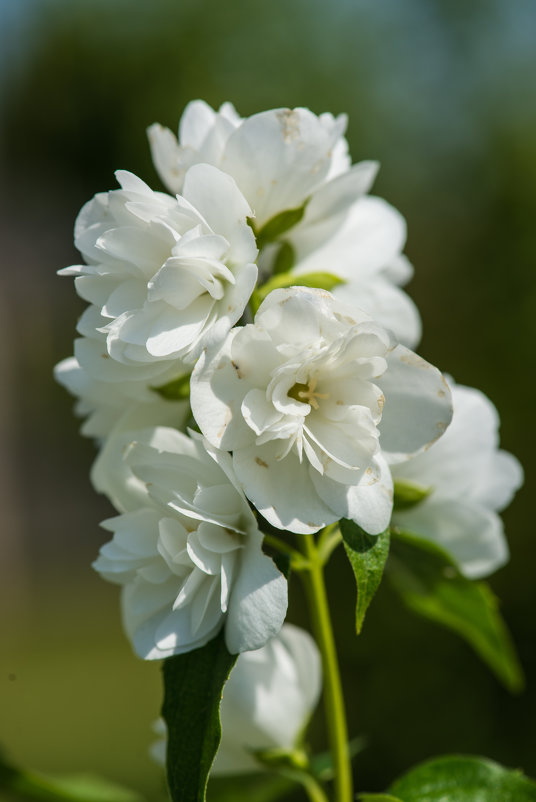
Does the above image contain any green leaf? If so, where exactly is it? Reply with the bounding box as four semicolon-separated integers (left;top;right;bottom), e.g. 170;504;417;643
272;241;296;275
253;201;308;249
393;479;431;510
340;521;390;634
0;751;142;802
250;271;345;316
151;373;191;401
162;631;238;802
388;530;524;692
388;754;536;801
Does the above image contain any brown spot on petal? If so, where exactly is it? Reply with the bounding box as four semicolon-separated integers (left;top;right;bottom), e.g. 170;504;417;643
276;109;301;143
399;351;429;369
255;457;269;468
336;399;344;406
231;360;243;379
217;409;232;440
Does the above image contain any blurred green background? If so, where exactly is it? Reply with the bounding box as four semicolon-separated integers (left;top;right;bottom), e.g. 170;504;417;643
1;0;535;798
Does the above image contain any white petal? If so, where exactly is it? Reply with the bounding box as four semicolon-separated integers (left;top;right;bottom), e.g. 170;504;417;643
295;160;379;244
291;195;407;278
221;108;341;226
378;344;452;463
190;331;254;450
472;450;523;512
147;123;184;195
312;453;393;534
333;277;422;350
182;164;257;266
225;530;288;653
232;443;336;534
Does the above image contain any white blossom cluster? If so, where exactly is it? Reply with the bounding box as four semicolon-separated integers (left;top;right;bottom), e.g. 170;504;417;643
56;102;522;756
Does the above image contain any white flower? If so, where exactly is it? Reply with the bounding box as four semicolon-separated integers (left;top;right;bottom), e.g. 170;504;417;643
54;304;189;438
286;196;422;349
92;428;287;658
150;101;420;349
148;100;356;228
54;353;187;439
190;287;452;535
151;623;322;775
59;165;258;368
392;380;523;578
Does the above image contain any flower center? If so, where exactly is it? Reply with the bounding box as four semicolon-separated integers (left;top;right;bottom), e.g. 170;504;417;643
288;377;329;410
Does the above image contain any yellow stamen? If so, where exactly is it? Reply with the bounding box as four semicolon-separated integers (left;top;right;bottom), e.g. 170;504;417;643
289;377;329;410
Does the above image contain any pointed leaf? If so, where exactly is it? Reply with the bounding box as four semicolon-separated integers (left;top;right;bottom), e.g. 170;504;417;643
252;201;308;249
162;631;238;802
388;530;524;692
388;754;536;801
340;521;390;634
272;241;296;275
393;479;431;510
152;373;191;401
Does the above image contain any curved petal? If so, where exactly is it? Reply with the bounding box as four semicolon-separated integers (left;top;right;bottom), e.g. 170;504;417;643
123;582;223;659
190;330;254;450
221;108;343;226
182;164;257;266
291;195;407;277
472;449;524;512
225;530;288;653
232;443;336;534
311;453;393;534
333;276;422;350
378;344;452;463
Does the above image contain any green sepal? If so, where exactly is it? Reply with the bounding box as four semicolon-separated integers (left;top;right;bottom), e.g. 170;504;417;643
340;521;390;634
162;630;238;802
393;479;431;510
251;201;308;249
253;748;330;802
254;747;309;772
151;372;191;401
388;530;524;692
250;271;345;316
388;754;536;801
0;749;143;801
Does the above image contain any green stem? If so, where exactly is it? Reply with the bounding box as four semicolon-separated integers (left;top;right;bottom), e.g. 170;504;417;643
300;533;353;802
300;773;331;802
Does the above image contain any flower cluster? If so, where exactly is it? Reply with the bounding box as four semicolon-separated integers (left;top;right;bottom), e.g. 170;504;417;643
57;101;522;764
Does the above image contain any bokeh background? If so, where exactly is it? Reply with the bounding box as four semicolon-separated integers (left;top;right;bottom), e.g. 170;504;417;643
1;0;536;798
